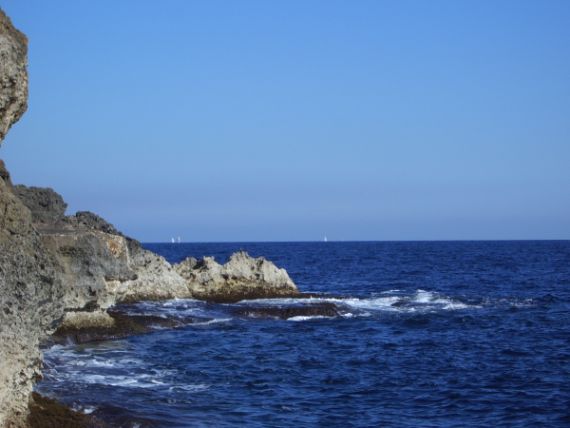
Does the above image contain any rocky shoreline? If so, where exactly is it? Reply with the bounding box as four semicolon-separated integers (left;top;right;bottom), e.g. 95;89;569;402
0;9;309;427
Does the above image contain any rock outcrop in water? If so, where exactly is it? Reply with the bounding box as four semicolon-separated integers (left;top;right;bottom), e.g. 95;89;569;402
174;251;299;303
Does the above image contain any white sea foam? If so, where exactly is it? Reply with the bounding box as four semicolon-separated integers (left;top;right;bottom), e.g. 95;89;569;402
234;290;477;315
287;315;332;322
190;318;232;326
168;383;210;393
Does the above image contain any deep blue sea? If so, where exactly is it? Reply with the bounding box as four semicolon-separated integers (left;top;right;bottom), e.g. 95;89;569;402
38;241;570;427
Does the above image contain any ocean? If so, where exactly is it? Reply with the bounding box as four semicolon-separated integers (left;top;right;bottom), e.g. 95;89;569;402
37;241;570;427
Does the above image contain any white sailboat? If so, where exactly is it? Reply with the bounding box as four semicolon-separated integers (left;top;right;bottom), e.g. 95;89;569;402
171;237;175;243
324;235;328;242
177;236;181;244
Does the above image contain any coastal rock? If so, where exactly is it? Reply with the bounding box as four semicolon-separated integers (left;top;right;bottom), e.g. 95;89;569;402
39;229;136;310
14;184;192;309
28;392;108;428
52;310;189;345
58;310;116;331
0;176;65;428
13;185;68;230
0;10;65;427
175;251;299;302
0;9;27;144
115;246;190;303
234;302;340;320
71;211;125;237
3;183;190;424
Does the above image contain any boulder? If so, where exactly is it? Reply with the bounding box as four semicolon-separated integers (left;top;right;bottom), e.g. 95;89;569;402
175;251;299;303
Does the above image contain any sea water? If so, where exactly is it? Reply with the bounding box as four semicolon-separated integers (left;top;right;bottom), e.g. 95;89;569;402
37;241;570;427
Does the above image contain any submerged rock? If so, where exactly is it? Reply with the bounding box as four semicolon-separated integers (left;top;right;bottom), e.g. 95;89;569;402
174;251;299;303
52;310;189;345
234;302;340;319
27;392;107;428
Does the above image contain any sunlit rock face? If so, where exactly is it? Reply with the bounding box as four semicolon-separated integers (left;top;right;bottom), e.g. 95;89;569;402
0;9;27;144
175;251;299;303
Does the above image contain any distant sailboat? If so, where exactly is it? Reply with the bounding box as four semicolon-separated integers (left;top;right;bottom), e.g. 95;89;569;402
324;235;328;242
177;236;181;244
171;237;175;243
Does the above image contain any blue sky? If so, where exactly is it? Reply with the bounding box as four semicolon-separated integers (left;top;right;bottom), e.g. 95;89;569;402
1;0;569;242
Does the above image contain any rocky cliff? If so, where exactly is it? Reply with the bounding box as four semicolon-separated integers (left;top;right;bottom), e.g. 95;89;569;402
0;10;27;144
0;10;63;427
14;184;192;316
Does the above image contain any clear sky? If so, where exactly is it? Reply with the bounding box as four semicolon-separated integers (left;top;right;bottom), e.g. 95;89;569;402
1;0;569;242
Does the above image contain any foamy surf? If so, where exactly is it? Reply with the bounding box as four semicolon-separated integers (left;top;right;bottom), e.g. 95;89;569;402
287;315;334;322
234;289;478;317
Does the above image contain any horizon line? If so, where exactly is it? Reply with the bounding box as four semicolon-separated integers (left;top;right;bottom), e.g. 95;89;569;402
141;238;570;244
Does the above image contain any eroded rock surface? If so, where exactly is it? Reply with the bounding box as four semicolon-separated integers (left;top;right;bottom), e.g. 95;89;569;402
14;184;193;313
0;176;65;428
0;9;65;427
175;251;299;302
0;9;27;143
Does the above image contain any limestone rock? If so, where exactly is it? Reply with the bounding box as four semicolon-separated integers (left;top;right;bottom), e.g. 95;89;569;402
0;175;65;427
13;185;68;230
115;246;191;303
0;9;27;144
71;211;124;237
175;251;299;302
58;310;116;331
0;10;64;427
40;230;136;310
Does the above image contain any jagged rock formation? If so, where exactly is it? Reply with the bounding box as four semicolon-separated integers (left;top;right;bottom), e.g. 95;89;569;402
14;185;192;311
12;186;68;231
174;251;299;302
0;168;65;427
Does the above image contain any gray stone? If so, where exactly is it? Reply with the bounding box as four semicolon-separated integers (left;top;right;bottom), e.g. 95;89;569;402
0;9;27;144
0;177;65;427
13;185;68;229
0;9;64;427
175;251;299;302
